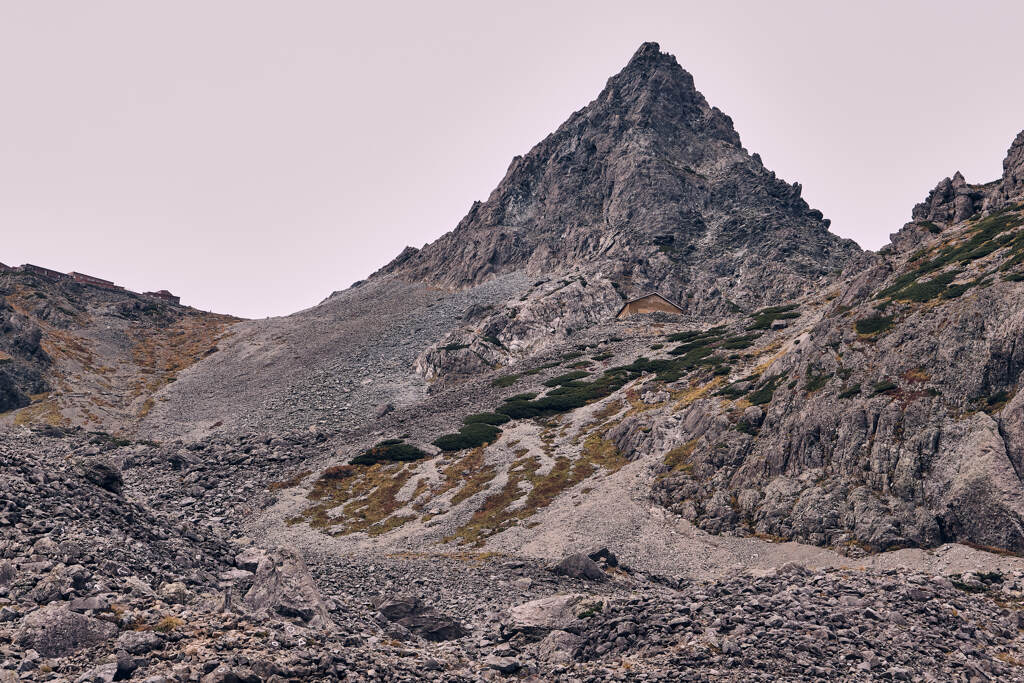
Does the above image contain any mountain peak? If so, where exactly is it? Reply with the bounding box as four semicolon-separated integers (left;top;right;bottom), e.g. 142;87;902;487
911;128;1024;226
604;42;703;120
621;41;680;73
377;42;859;311
629;40;663;61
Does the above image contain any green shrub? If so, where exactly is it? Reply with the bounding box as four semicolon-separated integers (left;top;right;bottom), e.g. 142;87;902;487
871;380;899;396
984;390;1011;413
463;412;511;426
748;374;786;405
804;370;831;393
855;315;894;335
721;333;760;349
893;271;957;302
351;440;430;466
491;374;519;388
543;371;590;387
716;382;747;398
592;351;613;361
521;361;560;376
940;281;975;299
441;343;469;351
837;384;861;399
433;423;502;451
496;400;542;420
665;326;726;343
735;420;759;435
747;304;800;330
504;392;538;402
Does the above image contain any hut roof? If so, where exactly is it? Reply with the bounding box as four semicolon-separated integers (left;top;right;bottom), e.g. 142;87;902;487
615;292;685;318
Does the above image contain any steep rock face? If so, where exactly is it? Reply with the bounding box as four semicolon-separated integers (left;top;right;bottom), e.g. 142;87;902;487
379;43;859;315
0;268;237;430
907;131;1024;237
0;295;50;413
642;155;1024;552
911;171;990;225
987;129;1024;210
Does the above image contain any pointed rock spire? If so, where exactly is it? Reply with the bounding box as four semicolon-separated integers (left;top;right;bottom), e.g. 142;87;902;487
376;42;859;312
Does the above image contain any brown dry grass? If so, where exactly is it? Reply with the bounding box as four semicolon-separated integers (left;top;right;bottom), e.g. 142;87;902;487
291;461;416;536
661;439;697;475
445;434;628;546
268;470;312;491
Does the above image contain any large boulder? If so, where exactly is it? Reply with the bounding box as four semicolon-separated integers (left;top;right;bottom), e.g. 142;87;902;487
115;629;163;655
76;457;123;495
535;629;583;664
234;548;265;573
375;595;467;642
242;546;330;628
506;593;596;639
13;603;117;656
550;553;606;581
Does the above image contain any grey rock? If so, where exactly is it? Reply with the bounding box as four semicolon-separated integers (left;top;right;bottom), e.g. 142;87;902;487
76;457;123;495
158;581;190;605
507;594;591;638
199;666;260;683
535;629;582;664
74;662;119;683
243;546;331;628
375;595;468;642
115;629;163;654
551;553;606;581
587;547;619;568
233;548;264;572
14;603;118;656
483;654;520;674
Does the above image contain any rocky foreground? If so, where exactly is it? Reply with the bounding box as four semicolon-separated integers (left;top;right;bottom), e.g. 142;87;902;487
3;427;1024;681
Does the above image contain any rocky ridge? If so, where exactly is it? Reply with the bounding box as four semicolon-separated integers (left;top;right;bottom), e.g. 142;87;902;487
0;268;236;432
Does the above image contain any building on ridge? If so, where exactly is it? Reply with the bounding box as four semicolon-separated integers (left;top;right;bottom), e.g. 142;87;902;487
20;263;67;280
144;289;181;305
69;271;123;290
615;293;685;319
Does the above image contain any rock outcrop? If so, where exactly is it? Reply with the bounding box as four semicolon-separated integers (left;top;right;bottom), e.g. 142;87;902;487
911;171;988;225
13;603;117;657
242;546;331;628
913;131;1024;227
374;595;468;641
987;129;1024;209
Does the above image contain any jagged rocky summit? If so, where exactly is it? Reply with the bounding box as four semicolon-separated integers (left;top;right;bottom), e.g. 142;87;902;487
379;42;859;313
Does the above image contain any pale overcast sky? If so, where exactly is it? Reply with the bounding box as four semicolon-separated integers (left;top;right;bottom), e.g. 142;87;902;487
1;1;1022;318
